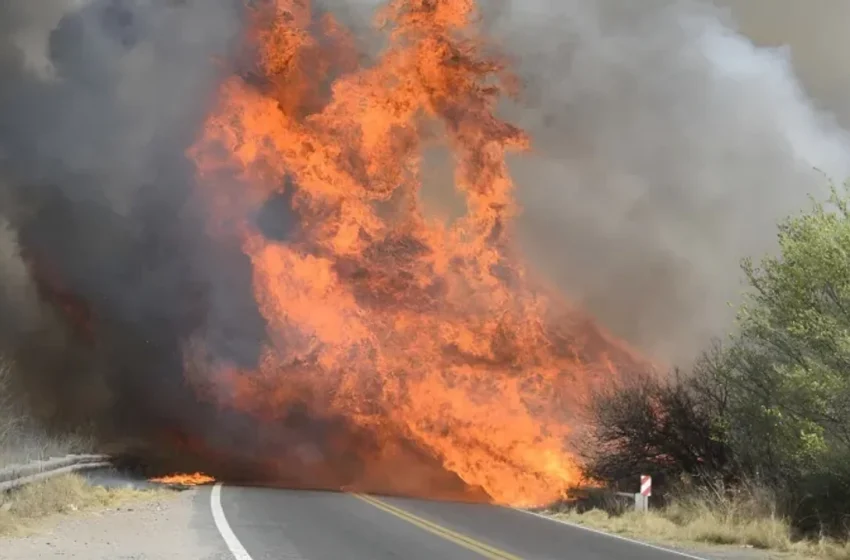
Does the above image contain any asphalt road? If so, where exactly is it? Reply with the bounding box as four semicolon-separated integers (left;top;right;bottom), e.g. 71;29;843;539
212;483;705;560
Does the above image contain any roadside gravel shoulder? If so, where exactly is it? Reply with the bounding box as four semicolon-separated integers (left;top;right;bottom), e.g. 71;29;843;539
0;486;228;559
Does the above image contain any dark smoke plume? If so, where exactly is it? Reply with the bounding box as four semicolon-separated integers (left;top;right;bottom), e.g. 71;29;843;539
0;0;250;446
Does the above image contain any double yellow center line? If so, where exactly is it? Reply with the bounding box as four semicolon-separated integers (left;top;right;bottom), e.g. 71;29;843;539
354;494;523;560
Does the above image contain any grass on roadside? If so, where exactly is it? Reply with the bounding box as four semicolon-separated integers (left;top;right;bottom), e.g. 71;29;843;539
0;356;94;469
546;486;850;560
0;473;165;536
0;433;93;470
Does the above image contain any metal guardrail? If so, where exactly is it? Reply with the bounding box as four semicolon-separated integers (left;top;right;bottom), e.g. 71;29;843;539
0;454;111;492
616;491;650;511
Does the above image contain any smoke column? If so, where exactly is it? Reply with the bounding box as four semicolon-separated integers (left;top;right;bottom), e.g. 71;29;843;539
488;0;850;364
0;0;247;437
0;0;848;463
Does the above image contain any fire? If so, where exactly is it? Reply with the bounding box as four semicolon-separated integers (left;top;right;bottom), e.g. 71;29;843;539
150;472;216;486
187;0;649;507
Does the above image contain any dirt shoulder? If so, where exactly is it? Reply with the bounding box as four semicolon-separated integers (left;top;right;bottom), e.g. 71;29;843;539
0;485;228;559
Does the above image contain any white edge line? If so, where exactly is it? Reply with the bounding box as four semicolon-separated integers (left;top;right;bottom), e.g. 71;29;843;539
514;508;710;560
211;483;254;560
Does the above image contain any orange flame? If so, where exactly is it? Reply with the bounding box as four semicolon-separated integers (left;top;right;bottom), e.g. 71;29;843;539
150;472;216;486
187;0;650;507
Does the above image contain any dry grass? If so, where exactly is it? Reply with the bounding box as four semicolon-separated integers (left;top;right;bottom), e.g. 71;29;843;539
0;430;92;470
0;358;149;536
547;484;850;560
0;473;163;536
0;358;92;469
0;360;166;537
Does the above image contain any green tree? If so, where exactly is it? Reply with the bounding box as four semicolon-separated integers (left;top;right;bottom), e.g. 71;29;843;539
582;182;850;534
734;183;850;474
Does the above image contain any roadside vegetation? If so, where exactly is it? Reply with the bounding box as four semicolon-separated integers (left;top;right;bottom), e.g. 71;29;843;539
0;473;160;536
549;484;850;559
573;182;850;557
0;360;151;537
0;359;90;469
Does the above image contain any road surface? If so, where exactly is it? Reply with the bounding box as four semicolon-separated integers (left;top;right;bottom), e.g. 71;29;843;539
211;484;704;560
2;477;727;559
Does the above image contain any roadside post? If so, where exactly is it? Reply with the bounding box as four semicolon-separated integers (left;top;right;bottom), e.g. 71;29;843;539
634;474;652;512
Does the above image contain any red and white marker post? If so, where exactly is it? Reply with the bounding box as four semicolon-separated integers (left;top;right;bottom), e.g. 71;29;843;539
640;475;652;497
635;474;652;512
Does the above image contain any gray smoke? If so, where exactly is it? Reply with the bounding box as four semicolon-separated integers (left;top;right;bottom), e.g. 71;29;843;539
482;0;850;365
0;0;247;436
1;1;96;81
721;0;850;127
1;0;241;210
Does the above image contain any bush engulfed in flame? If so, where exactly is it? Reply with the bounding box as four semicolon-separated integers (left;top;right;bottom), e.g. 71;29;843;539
188;0;648;507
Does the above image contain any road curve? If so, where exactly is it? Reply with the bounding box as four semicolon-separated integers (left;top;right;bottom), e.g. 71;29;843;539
212;483;705;560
